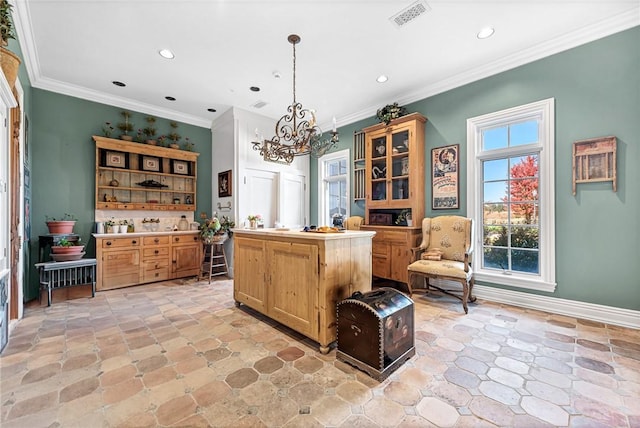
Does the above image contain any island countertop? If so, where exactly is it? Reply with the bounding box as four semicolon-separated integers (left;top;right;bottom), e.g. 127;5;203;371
233;226;375;353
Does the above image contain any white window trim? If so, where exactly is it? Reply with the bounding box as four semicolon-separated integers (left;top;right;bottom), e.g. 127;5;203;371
317;149;350;226
467;98;556;292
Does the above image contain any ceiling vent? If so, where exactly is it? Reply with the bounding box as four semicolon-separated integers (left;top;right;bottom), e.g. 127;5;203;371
252;100;268;109
389;0;431;28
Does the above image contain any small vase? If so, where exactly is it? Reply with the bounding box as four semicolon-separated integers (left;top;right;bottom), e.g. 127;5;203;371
250;220;257;229
106;225;113;234
119;225;128;233
406;219;413;227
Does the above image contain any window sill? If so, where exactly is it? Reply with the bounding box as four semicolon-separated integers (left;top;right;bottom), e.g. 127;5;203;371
475;271;556;292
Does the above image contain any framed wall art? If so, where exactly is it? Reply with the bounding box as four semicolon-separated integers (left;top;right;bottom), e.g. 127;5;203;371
105;151;127;168
432;144;459;210
141;156;160;172
218;170;232;197
171;160;189;175
572;136;617;195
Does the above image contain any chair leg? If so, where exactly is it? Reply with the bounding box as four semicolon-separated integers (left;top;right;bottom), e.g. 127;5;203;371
461;280;469;314
407;272;414;297
468;277;477;302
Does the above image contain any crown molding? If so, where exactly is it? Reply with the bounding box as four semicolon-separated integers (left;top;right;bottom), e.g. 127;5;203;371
340;9;640;128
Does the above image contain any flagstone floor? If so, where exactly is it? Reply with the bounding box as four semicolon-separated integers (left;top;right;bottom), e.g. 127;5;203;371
1;279;639;427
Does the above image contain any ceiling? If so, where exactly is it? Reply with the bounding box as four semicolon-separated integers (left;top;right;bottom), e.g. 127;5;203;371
12;1;639;130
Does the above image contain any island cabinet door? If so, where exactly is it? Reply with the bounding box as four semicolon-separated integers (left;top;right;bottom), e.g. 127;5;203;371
266;241;319;340
234;237;267;313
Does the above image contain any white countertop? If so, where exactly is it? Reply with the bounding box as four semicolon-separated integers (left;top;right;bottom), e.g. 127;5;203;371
92;230;199;238
232;227;375;240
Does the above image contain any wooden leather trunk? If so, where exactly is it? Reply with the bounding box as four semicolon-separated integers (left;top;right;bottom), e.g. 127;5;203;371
336;287;415;380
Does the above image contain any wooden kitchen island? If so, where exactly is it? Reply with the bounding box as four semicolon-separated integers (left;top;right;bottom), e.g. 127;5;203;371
233;228;376;353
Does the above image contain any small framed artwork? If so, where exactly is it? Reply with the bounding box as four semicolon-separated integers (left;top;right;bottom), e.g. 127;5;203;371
572;136;617;195
141;156;160;172
171;160;189;175
218;170;232;197
105;151;127;168
432;144;459;210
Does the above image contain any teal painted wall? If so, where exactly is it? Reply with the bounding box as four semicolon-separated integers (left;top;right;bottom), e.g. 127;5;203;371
27;90;212;299
316;27;640;310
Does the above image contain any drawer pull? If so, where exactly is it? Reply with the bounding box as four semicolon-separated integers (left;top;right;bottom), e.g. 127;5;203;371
132;240;137;244
106;241;112;246
174;237;179;242
154;250;159;254
154;238;160;243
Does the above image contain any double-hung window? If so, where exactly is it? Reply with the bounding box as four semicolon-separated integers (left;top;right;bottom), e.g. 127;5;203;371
318;149;349;227
467;98;556;292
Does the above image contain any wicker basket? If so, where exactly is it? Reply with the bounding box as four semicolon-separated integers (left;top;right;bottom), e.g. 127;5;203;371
202;233;227;245
0;47;21;89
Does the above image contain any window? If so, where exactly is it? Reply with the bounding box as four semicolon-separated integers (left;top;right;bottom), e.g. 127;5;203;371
318;149;349;227
467;98;556;292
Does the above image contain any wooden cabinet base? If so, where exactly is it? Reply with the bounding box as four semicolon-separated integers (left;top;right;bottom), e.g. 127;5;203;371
361;225;422;284
233;229;375;353
95;231;201;291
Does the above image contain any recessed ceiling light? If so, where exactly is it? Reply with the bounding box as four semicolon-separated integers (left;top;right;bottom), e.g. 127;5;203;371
165;96;176;101
159;49;175;59
207;108;217;113
250;86;260;92
477;26;495;39
112;81;126;87
376;75;388;83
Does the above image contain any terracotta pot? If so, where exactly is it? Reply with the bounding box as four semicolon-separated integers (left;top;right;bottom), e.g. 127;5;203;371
121;135;133;141
46;221;76;235
146;139;157;145
169;143;180;149
51;245;85;255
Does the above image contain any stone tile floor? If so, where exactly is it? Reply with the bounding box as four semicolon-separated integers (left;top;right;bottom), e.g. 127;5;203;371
1;278;639;427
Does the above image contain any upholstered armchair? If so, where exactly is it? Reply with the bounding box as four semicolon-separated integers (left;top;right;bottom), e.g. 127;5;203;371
344;216;364;230
407;216;476;314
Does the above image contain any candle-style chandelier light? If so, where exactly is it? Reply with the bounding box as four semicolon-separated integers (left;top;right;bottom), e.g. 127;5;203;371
252;34;339;164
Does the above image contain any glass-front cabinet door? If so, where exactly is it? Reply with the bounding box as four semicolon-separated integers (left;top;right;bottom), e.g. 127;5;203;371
367;125;412;207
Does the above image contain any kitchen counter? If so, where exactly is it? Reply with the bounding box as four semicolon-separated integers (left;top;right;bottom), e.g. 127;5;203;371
92;230;199;239
233;227;375;353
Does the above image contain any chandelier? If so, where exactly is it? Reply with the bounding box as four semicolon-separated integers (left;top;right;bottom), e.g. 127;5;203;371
252;34;339;164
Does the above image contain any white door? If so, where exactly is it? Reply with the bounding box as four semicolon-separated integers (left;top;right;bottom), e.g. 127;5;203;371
244;169;278;228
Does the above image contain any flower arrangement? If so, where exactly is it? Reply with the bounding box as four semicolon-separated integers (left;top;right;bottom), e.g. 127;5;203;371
143;116;157;141
376;102;407;125
219;215;236;236
247;214;262;222
168;121;181;146
200;217;229;243
183;137;194;151
157;135;167;147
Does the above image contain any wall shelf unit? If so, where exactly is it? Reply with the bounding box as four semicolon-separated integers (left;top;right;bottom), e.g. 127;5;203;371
94;136;199;211
353;130;366;202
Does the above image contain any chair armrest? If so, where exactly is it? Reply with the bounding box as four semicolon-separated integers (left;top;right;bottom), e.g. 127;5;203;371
410;247;424;262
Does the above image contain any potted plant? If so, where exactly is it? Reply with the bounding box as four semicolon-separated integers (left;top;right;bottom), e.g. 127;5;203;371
46;213;77;234
104;218;115;234
168;121;181;149
219;215;236;238
247;214;261;229
102;121;114;138
0;0;21;89
51;237;84;255
200;217;227;244
395;209;412;226
157;135;167;147
117;111;134;141
183;137;194;151
376;102;407;125
143;116;157;145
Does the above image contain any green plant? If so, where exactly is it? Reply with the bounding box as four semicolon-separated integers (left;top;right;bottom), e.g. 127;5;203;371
117;111;134;135
46;213;77;222
183;137;194;151
168;121;181;144
376;102;407;125
219;216;235;236
56;237;74;247
143;116;157;138
200;217;221;240
395;209;411;225
157;135;167;147
102;121;114;138
0;0;16;47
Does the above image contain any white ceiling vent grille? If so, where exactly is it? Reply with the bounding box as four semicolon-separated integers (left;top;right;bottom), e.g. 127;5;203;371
389;0;431;28
252;100;268;109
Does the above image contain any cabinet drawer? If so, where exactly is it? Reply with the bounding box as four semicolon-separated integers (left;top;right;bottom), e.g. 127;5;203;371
102;237;140;248
102;272;140;290
372;255;390;278
143;247;170;258
384;230;410;243
372;242;389;257
143;236;170;246
172;234;200;245
102;250;139;272
143;259;169;270
144;269;170;283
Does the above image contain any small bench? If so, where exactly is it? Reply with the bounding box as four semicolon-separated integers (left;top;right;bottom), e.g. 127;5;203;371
35;259;97;306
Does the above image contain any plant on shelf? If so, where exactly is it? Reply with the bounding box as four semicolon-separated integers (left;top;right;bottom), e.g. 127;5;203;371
134;128;145;143
117;111;134;140
247;214;261;229
183;137;194;151
395;209;412;226
104;218;116;233
0;0;21;89
157;135;167;147
376;102;407;125
143;116;157;144
168;121;181;148
102;121;114;138
51;237;84;255
200;217;228;244
219;215;236;237
45;213;77;234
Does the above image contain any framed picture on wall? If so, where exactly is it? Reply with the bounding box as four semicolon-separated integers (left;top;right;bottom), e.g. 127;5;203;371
218;170;232;197
105;151;127;168
432;144;459;209
141;156;160;172
171;160;189;175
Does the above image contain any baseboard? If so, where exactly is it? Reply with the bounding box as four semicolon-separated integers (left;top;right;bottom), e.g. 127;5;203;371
473;284;640;329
